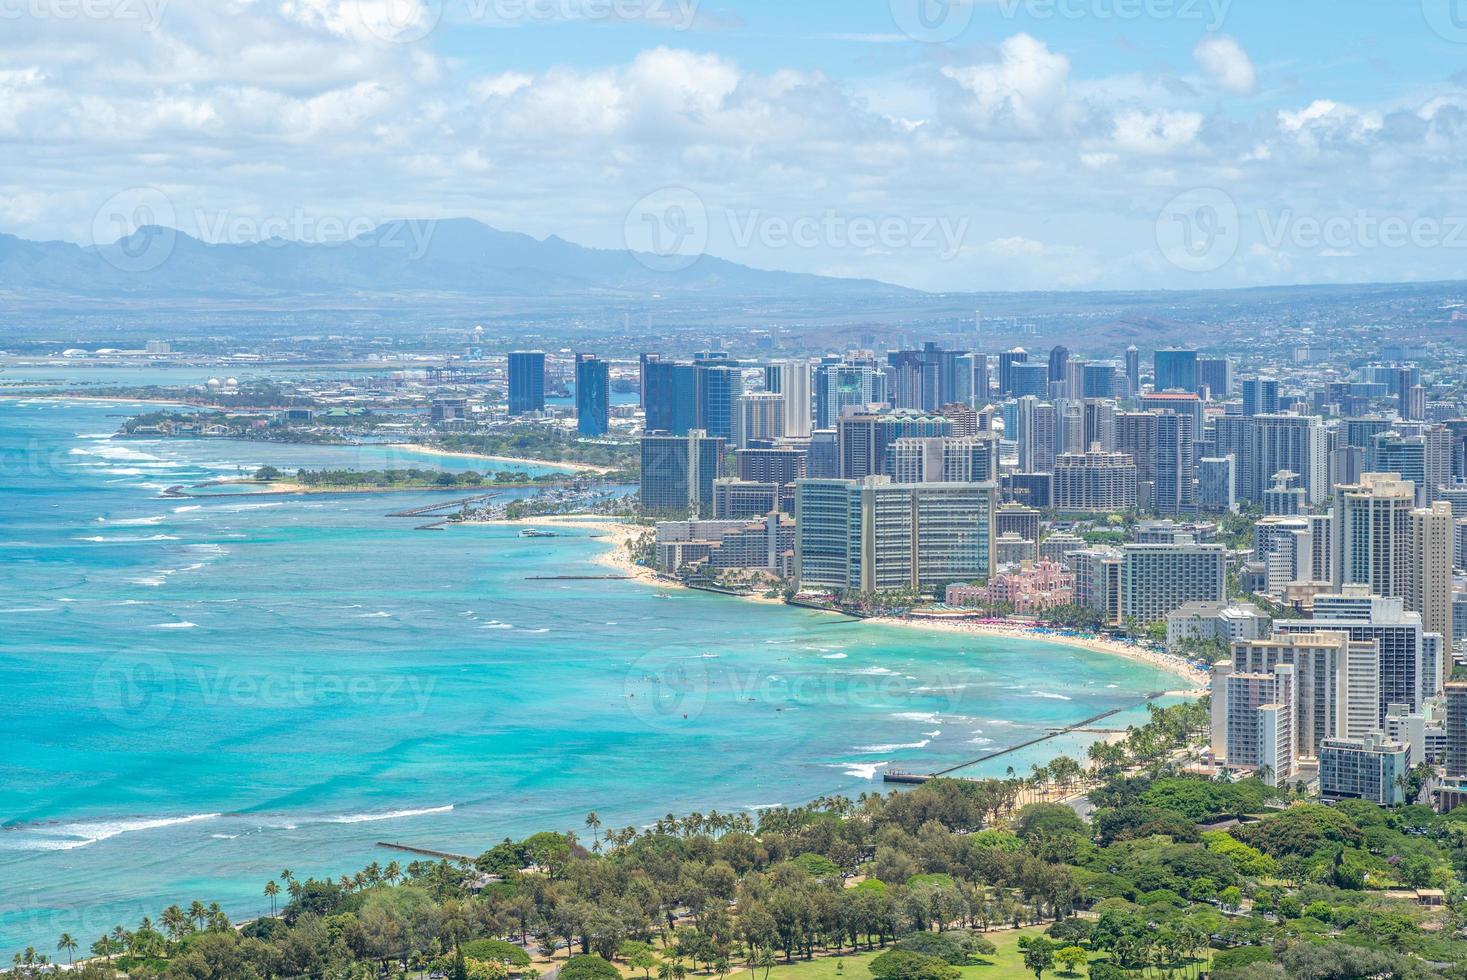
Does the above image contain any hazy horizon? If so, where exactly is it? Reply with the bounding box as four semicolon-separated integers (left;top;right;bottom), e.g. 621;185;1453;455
6;2;1467;295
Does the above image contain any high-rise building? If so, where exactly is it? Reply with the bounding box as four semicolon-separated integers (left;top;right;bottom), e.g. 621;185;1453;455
508;351;546;415
764;360;813;438
1124;346;1140;395
1116;411;1159;488
644;361;699;434
997;348;1028;396
1048;345;1070;383
1331;473;1415;597
1319;734;1409;805
575;353;610;436
638;352;660;409
837;408;950;479
694;364;743;440
640;430;727;516
814;361;887;429
1216;413;1328;504
1276;586;1431;722
1010;397;1057;473
1197;456;1237;513
1083;362;1122;400
736;446;807;486
1221;662;1296;785
1197;357;1232;399
735;392;785;449
1009;362;1050;399
887;436;997;484
793;477;996;592
1368;432;1428;506
886;342;966;411
1446;680;1467;778
1153;411;1196;515
1408;502;1453;683
1224;632;1370;758
1154;348;1198;393
1083;399;1117;450
1242;377;1281;417
1119;541;1226;624
958;353;989;408
1052;449;1139;512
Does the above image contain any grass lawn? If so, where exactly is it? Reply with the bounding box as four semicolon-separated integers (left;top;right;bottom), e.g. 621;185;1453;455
755;927;1095;980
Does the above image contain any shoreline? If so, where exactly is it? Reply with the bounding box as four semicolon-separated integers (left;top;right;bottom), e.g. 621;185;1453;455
393;443;614;475
866;616;1208;693
474;514;1209;691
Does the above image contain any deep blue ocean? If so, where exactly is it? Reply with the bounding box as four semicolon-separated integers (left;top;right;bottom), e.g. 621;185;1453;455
0;390;1187;955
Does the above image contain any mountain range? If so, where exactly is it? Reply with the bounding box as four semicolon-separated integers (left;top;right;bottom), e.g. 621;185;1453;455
0;218;916;303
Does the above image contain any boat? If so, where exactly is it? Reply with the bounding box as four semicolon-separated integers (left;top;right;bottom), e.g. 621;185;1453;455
519;528;559;538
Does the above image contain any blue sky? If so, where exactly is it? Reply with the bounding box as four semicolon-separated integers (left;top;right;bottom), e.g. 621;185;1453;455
5;0;1467;292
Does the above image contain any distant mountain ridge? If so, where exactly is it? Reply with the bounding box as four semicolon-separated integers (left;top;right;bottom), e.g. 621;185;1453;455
0;218;917;302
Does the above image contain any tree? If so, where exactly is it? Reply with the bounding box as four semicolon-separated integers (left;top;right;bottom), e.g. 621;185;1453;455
1020;937;1056;980
560;954;622;980
56;934;77;967
264;880;280;916
867;949;958;980
1053;946;1086;977
620;940;660;978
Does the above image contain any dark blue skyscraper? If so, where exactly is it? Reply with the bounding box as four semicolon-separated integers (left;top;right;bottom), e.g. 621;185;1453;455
507;351;545;416
1153;348;1198;393
1048;345;1070;383
695;364;743;440
1242;377;1281;416
1009;362;1050;399
575;353;610;436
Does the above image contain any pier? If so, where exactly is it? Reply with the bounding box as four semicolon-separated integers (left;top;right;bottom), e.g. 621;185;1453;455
882;691;1166;785
386;493;500;518
376;841;476;863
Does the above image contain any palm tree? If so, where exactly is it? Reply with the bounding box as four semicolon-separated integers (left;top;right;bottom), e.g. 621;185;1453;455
56;935;77;967
265;880;280;916
584;811;602;851
385;861;402;886
188;901;207;931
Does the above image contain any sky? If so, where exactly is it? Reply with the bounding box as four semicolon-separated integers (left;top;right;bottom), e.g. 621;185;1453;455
5;0;1467;292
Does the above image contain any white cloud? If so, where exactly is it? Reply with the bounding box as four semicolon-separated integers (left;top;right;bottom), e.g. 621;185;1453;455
1110;109;1204;155
1193;35;1257;95
941;34;1071;135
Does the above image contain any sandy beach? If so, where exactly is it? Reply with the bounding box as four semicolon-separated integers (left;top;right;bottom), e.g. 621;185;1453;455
867;615;1209;693
471;514;1211;690
396;443;614;475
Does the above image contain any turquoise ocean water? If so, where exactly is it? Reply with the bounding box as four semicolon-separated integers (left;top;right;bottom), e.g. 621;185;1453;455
0;395;1189;955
